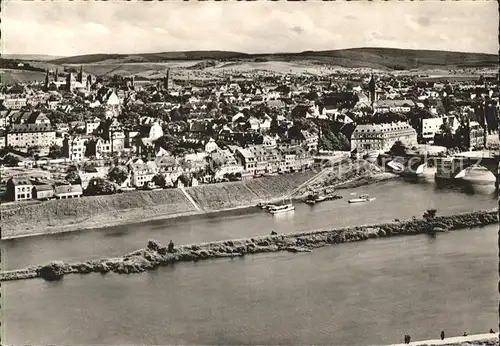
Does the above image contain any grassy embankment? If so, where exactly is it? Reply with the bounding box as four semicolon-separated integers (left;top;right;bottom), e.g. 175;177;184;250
1;209;496;282
0;189;195;238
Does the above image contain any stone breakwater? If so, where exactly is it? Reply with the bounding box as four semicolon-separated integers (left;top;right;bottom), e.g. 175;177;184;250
0;209;497;282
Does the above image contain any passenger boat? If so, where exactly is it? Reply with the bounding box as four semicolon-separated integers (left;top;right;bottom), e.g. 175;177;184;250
268;198;295;214
348;194;376;204
269;204;295;214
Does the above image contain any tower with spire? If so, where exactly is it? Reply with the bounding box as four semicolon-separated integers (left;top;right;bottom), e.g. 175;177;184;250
77;65;84;83
163;68;170;90
368;74;377;113
44;69;50;90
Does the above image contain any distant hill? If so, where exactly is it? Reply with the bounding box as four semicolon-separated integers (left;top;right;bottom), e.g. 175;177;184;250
44;47;500;70
3;54;66;61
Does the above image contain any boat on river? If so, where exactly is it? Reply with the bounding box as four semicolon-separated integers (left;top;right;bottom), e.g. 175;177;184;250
257;202;277;210
304;193;343;205
268;198;295;214
348;194;376;204
269;204;295;214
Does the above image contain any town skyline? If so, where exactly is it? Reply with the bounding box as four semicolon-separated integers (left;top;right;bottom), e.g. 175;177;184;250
4;1;498;56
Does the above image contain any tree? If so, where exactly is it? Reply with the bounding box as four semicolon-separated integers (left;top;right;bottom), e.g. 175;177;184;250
48;145;63;159
108;166;129;185
84;178;116;196
151;174;167;188
336;133;351;151
390;141;407;156
423;208;437;220
65;170;82;185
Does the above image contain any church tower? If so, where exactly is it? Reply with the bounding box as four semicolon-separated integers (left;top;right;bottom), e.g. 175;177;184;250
55;69;59;81
163;68;170;90
368;74;376;107
45;69;50;90
77;65;84;83
66;72;74;92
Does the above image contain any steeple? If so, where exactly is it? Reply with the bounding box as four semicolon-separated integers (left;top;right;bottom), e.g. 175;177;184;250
368;74;376;107
163;68;170;91
78;65;84;83
45;69;49;90
55;69;59;80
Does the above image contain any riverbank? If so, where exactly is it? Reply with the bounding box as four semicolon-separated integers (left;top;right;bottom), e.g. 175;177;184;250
1;164;392;240
0;170;317;239
387;333;498;346
1;209;496;282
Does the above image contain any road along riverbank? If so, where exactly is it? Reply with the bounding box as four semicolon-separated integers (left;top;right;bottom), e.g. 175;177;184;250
1;209;496;282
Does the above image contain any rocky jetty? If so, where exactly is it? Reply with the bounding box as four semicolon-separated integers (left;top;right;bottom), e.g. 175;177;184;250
1;209;497;282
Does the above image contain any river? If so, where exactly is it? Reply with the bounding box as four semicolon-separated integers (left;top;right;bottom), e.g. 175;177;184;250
1;180;498;344
1;180;496;270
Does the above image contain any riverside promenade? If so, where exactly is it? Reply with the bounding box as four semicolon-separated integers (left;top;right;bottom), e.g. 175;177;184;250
388;333;498;346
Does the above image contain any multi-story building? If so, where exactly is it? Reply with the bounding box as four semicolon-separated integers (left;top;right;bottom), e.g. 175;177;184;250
373;99;415;114
63;135;89;161
421;116;460;141
350;121;418;152
130;161;158;187
85;117;101;135
210;149;244;179
6;177;33;201
2;98;27;110
234;148;257;176
6;123;56;150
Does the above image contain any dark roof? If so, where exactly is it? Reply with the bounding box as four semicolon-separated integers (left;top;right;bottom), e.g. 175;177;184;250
9;123;54;133
8;177;32;186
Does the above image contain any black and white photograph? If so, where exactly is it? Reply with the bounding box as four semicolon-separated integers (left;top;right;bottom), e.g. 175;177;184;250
0;1;499;345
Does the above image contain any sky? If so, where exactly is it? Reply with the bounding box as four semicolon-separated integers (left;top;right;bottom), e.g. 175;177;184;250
3;1;499;56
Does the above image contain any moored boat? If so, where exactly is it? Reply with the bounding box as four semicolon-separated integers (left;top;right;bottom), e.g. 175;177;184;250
268;197;295;214
348;194;376;204
268;203;295;214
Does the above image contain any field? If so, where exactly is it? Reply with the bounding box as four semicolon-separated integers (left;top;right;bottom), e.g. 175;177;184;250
0;69;47;84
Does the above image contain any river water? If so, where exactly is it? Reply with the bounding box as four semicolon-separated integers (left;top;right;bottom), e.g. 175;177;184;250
1;180;498;344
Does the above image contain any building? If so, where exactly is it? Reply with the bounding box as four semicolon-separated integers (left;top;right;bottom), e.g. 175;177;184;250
54;184;83;199
33;185;55;200
130;161;158;188
2;98;27;110
205;138;219;153
350;121;418;152
468;121;485;150
421;116;460;141
63;135;88;161
210;149;244;179
373;100;415;114
6;123;56;150
85;117;101;135
234;147;257;175
6;177;33;201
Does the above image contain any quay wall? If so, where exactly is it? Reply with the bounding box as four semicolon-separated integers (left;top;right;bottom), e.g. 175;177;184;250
0;171;317;238
1;209;496;282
